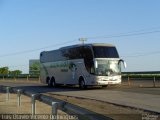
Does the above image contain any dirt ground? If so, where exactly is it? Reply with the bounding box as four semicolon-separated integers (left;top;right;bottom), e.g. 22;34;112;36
0;93;77;120
0;89;154;120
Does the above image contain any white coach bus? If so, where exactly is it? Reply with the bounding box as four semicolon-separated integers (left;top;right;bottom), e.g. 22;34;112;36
40;43;126;89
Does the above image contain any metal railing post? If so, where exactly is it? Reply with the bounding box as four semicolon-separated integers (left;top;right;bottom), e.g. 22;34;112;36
128;76;130;86
14;76;16;82
31;94;36;115
6;87;11;101
27;75;29;81
51;102;58;120
17;89;22;107
39;76;41;83
153;76;156;88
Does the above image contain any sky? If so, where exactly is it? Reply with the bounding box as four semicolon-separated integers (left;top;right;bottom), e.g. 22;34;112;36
0;0;160;73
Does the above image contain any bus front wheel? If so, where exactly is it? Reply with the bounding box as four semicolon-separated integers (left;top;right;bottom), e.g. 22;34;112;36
102;85;108;88
46;77;50;87
79;78;86;89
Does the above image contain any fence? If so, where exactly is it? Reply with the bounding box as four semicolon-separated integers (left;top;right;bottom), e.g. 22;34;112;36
122;72;160;87
0;72;160;87
0;74;40;82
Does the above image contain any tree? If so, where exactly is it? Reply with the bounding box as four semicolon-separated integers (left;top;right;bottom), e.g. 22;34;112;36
0;67;9;74
9;70;22;75
0;67;22;75
29;61;40;75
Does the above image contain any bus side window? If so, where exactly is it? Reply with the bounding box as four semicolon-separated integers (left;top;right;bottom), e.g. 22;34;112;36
82;46;93;60
81;46;94;74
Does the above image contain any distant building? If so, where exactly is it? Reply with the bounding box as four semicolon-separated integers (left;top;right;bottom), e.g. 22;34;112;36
29;59;40;75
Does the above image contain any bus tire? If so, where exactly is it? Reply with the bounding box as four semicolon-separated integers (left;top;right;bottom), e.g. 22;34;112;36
79;77;86;89
46;77;50;87
50;77;56;87
102;85;108;88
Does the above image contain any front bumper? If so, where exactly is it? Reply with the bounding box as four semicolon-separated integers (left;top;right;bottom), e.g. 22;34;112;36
86;75;122;85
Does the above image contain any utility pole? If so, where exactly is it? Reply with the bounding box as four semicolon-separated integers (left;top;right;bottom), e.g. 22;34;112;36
79;38;87;44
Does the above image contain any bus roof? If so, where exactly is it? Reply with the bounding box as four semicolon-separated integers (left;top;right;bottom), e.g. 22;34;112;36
60;43;115;50
40;43;116;54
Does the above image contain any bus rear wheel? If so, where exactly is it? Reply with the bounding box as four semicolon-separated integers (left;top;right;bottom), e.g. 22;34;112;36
79;78;86;89
50;77;56;87
102;85;108;88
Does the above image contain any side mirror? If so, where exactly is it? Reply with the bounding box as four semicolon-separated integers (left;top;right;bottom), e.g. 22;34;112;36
118;59;127;68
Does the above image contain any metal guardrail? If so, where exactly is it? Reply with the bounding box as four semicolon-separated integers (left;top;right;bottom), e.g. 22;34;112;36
0;85;111;120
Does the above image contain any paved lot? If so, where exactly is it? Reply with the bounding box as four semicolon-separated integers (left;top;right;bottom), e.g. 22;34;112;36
50;89;160;113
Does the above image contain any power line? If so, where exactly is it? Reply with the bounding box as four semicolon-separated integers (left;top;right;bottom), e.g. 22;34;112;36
85;26;160;39
121;50;160;58
0;40;76;58
86;30;160;39
85;27;160;57
1;27;160;58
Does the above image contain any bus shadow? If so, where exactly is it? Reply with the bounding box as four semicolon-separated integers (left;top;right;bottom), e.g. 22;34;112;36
12;85;106;94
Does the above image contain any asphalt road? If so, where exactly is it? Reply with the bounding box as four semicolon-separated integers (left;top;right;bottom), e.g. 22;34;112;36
0;81;160;113
0;80;159;95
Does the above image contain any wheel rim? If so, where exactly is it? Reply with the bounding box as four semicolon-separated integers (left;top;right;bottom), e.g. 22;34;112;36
52;81;55;86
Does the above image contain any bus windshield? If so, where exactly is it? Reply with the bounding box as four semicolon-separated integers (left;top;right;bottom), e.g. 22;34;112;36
95;60;121;76
93;46;119;58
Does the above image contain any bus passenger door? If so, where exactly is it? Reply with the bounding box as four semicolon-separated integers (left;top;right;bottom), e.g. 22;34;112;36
68;62;78;84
